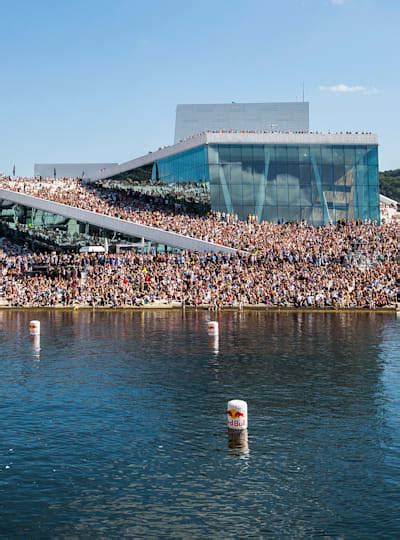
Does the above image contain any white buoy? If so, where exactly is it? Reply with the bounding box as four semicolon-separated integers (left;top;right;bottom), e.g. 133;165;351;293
227;399;248;430
29;320;40;336
207;321;219;336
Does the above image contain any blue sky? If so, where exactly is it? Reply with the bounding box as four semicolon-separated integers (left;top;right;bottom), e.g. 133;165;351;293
0;0;398;175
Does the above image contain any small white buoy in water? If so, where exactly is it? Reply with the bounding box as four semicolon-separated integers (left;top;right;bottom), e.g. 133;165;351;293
29;320;40;336
207;321;219;336
227;399;248;430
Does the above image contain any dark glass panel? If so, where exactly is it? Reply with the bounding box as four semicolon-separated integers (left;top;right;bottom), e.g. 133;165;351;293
287;146;299;162
230;164;242;185
299;164;312;185
218;145;231;164
332;146;344;166
298;145;310;164
287;162;300;181
253;145;264;163
355;146;368;166
321;145;333;165
310;145;322;163
344;147;356;166
367;146;378;166
275;146;287;161
230;145;241;163
242;183;255;205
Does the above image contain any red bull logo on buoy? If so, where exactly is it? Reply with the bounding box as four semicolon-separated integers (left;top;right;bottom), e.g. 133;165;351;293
227;399;248;430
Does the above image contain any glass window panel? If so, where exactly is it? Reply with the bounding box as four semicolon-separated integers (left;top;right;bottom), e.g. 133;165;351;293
209;165;220;185
277;187;289;205
218;146;231;164
220;164;230;185
334;189;347;204
242;184;255;205
298;146;310;164
287;162;300;181
344;147;356;166
276;172;287;188
310;145;322;163
264;206;278;223
368;165;378;186
367;146;378;166
368;184;379;205
265;145;276;162
288;183;300;205
230;146;241;162
332;146;344;166
287;207;301;222
321;164;334;185
267;163;277;182
277;207;291;223
333;165;345;185
230;164;242;184
299;164;311;185
230;184;242;206
207;145;218;165
253;145;264;163
355;146;367;166
287;146;299;162
210;185;220;205
241;145;253;162
321;146;333;164
265;183;277;205
242;163;253;185
356;164;368;187
275;146;287;161
300;186;312;206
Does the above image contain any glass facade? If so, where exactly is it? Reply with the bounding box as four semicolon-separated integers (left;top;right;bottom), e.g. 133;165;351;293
149;143;380;225
151;146;209;183
208;144;379;224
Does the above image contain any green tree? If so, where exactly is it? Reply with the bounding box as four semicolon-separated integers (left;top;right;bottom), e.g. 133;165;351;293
379;169;400;202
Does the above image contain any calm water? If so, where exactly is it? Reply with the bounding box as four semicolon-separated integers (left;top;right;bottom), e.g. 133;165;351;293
0;310;399;538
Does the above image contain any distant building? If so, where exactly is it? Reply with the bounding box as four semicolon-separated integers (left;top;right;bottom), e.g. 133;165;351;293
34;163;117;178
174;102;309;143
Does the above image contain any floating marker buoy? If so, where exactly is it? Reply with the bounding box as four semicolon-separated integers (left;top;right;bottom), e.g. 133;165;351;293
227;399;248;430
207;321;219;336
29;320;40;336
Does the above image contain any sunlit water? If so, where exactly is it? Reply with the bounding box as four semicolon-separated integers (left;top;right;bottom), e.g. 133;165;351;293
0;310;399;538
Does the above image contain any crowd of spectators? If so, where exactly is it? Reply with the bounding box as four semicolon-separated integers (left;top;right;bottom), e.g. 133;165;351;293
1;177;397;255
0;223;398;308
0;176;398;309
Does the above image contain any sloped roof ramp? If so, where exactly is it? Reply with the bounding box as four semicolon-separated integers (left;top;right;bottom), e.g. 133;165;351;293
0;188;237;254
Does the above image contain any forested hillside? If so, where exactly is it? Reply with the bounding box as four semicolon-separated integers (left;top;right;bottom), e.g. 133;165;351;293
380;169;400;202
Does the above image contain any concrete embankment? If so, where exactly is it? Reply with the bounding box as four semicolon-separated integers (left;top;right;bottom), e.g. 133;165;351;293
0;302;397;314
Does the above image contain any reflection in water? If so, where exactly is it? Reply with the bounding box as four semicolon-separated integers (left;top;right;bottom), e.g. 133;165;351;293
208;334;219;355
0;310;398;538
30;335;40;359
228;429;249;455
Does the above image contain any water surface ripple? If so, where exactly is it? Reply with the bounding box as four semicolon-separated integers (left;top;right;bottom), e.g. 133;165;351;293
0;311;399;538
